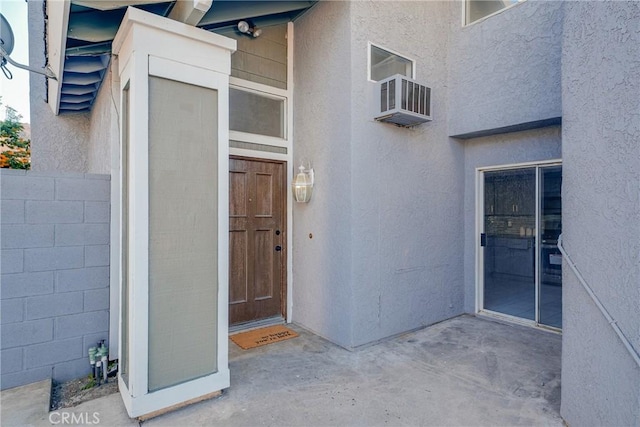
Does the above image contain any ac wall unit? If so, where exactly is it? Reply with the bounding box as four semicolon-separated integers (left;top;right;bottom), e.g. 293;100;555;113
374;74;432;127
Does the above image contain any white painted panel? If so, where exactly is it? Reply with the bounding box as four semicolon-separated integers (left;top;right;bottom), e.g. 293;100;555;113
112;8;234;416
148;76;219;391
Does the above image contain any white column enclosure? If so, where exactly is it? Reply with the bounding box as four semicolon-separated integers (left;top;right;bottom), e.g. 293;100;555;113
112;8;236;419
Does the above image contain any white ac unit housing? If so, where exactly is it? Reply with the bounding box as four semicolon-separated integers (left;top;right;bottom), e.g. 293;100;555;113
374;74;432;127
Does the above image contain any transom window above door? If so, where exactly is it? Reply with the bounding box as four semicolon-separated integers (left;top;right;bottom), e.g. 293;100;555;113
229;86;286;140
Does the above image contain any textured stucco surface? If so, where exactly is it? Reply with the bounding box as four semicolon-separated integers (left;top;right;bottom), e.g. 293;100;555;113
448;0;562;137
87;67;118;174
560;2;640;425
28;1;90;173
562;274;640;426
348;1;464;347
292;0;354;348
294;1;465;348
462;127;562;313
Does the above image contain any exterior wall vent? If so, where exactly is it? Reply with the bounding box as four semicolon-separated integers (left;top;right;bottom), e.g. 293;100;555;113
374;74;432;127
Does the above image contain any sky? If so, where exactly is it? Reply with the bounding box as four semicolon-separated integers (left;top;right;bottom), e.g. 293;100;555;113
1;0;31;123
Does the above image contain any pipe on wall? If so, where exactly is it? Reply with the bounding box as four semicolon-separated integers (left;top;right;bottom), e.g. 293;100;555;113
557;235;640;368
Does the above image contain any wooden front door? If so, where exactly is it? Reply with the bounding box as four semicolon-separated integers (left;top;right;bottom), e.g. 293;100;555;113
229;157;286;326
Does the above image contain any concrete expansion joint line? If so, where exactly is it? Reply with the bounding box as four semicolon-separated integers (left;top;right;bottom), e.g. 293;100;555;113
557;234;640;368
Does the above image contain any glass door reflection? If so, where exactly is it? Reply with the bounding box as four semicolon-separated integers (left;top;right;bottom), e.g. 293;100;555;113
539;166;562;328
483;168;537;321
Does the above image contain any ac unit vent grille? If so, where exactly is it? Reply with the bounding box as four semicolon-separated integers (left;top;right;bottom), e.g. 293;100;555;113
381;81;388;112
380;79;397;112
374;74;432;127
401;79;429;115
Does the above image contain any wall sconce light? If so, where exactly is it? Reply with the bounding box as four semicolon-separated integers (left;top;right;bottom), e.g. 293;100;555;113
237;20;262;38
292;163;314;203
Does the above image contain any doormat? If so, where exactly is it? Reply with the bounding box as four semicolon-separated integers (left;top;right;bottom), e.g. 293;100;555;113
230;325;298;350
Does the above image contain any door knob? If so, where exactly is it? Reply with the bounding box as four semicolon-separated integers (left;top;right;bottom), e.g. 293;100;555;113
275;245;282;252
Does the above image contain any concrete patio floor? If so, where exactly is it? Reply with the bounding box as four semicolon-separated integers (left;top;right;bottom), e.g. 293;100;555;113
1;315;563;426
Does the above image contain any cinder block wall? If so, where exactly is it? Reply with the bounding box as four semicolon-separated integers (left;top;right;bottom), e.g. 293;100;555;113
1;170;111;390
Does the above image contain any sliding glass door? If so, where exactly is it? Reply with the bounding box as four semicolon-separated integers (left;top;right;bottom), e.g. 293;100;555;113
538;166;562;328
480;164;562;328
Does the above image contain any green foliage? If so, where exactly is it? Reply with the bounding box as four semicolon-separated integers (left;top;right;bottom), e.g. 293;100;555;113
0;97;30;169
82;375;97;390
1;107;23;139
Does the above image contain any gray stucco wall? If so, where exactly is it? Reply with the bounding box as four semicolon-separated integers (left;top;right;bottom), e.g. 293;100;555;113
347;1;464;347
448;0;562;137
560;2;640;425
462;127;562;313
293;0;354;348
87;67;118;175
294;1;465;348
1;170;110;390
28;0;90;173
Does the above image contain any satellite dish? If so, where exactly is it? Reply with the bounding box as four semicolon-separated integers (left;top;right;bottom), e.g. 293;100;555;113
0;13;15;57
0;13;56;80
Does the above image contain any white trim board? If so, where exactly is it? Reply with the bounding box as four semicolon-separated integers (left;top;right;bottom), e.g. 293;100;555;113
112;8;235;418
227;22;295;324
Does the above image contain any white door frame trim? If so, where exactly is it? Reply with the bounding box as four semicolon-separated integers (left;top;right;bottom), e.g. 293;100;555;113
226;22;295;324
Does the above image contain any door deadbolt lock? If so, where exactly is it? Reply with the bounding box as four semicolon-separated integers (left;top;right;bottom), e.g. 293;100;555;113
275;230;281;235
275;245;282;252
